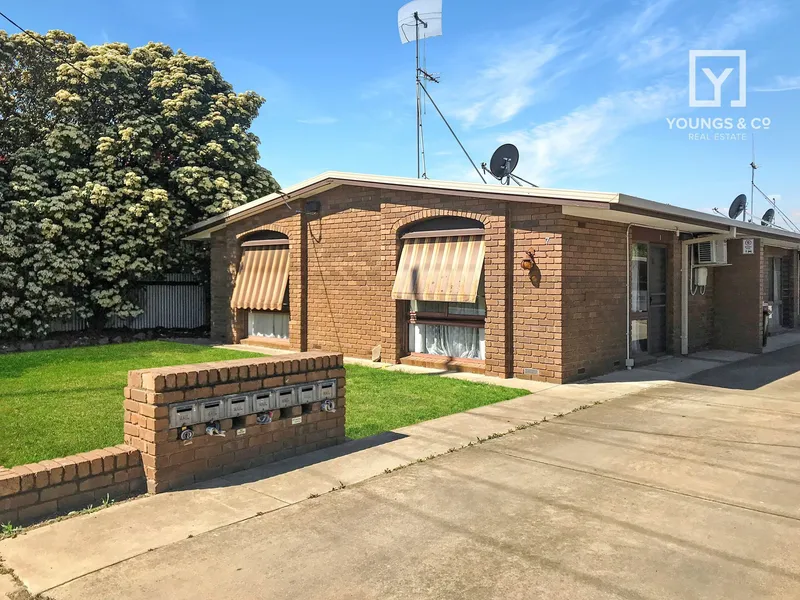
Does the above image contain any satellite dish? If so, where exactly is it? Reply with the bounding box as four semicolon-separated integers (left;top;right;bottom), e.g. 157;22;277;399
398;0;443;44
761;208;775;226
728;194;747;219
489;144;520;179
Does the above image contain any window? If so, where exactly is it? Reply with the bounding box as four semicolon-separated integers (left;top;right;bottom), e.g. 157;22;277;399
231;231;290;341
408;278;486;359
393;217;486;360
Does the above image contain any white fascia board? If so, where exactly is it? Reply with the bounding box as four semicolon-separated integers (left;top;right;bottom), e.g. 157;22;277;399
618;194;800;244
561;205;728;234
184;171;619;240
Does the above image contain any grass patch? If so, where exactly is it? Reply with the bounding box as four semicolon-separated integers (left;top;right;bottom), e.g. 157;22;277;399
0;343;529;467
344;365;528;439
0;341;261;467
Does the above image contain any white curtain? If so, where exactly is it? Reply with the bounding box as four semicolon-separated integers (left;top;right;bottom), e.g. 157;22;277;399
409;324;485;359
248;311;289;339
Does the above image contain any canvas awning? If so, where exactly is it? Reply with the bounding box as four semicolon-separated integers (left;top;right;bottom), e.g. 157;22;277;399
231;244;290;310
392;235;485;302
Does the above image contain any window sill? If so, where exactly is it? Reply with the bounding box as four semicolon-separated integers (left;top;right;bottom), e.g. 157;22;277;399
400;353;485;374
241;336;293;350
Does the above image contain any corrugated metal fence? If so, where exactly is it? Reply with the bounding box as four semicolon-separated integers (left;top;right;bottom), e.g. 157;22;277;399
50;274;209;332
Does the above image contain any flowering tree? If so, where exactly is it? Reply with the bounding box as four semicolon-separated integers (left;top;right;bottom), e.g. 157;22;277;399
0;30;278;337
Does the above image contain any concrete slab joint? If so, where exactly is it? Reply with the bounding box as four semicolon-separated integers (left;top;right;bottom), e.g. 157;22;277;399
124;352;347;493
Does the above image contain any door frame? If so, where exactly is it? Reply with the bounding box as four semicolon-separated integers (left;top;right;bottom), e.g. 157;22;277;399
647;243;668;354
629;239;669;356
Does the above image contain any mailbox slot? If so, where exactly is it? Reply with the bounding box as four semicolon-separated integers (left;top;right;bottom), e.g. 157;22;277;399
276;387;296;409
318;379;337;401
252;390;275;412
227;395;249;418
199;399;225;422
298;385;316;404
169;402;199;428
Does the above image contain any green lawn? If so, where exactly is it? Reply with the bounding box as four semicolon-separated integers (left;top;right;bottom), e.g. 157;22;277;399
0;341;263;467
344;365;528;439
0;342;529;467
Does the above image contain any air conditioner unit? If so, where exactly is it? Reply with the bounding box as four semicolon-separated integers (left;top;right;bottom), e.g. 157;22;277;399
696;240;728;265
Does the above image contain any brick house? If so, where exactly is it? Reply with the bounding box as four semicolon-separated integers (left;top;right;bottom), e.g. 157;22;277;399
186;172;800;383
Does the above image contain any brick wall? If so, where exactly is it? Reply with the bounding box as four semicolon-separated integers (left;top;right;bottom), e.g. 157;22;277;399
713;239;763;353
306;188;383;359
207;183;782;382
0;446;143;526
509;205;565;381
124;352;346;493
562;218;628;379
212;187;514;377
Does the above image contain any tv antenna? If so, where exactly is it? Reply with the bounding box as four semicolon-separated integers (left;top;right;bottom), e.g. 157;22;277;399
480;144;538;187
398;0;486;183
747;152;800;233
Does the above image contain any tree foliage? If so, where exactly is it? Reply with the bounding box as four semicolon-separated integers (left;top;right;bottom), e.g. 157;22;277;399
0;30;278;338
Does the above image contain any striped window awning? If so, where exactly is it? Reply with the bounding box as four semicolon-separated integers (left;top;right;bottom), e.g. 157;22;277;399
391;235;485;302
231;244;290;311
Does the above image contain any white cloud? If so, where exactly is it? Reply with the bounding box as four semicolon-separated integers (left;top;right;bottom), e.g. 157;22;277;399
297;117;338;125
617;0;779;72
700;1;779;49
449;42;563;128
503;84;684;185
628;0;678;36
753;75;800;93
618;32;683;69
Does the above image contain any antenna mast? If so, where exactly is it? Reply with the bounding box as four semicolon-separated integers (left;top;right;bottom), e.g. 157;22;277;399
399;0;486;183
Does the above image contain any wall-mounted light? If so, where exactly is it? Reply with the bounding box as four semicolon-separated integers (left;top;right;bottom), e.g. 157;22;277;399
520;251;535;271
304;199;321;214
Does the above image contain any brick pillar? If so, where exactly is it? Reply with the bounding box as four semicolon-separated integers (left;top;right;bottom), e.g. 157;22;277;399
209;233;238;343
380;201;402;364
484;211;510;378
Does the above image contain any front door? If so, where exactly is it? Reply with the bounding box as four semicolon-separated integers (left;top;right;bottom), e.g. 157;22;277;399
768;257;784;330
630;242;668;355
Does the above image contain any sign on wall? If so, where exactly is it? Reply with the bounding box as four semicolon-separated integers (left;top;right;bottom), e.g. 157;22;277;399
742;239;755;255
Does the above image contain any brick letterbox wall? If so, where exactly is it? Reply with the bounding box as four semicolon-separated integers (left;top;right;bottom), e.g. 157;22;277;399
124;352;346;493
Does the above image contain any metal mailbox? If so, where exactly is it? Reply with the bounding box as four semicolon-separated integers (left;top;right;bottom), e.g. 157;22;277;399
318;379;337;401
252;390;275;412
276;387;296;409
298;384;316;404
227;395;249;418
169;401;199;428
199;399;226;422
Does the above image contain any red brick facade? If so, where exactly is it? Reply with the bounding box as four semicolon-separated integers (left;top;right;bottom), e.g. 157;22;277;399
208;184;797;383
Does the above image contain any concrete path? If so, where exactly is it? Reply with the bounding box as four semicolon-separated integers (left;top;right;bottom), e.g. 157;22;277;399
3;345;800;598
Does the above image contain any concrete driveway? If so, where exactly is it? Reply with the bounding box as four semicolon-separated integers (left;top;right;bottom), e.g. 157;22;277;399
19;346;800;599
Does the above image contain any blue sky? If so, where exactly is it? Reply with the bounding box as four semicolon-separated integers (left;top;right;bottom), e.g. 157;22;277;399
9;0;800;222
